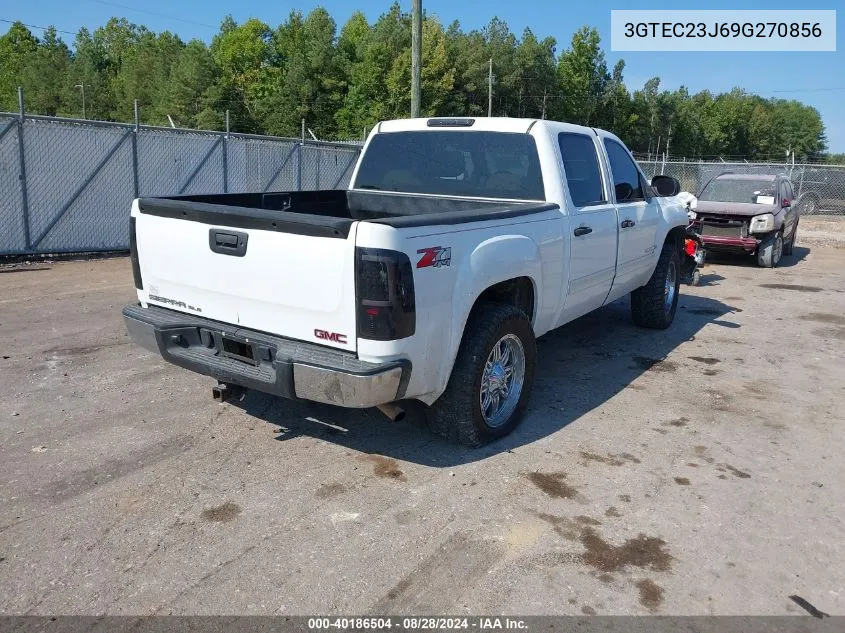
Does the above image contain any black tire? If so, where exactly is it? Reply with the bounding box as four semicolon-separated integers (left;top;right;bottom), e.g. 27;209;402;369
783;221;798;256
691;269;701;287
757;232;783;268
426;302;536;447
631;241;681;330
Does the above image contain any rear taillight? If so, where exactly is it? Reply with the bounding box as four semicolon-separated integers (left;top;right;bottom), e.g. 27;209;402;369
356;248;415;341
129;216;143;290
684;238;697;257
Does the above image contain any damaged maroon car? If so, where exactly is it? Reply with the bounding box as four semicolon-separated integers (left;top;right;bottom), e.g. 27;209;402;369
690;173;799;268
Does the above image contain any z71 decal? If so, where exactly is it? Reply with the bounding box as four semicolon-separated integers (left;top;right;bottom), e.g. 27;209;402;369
416;246;452;269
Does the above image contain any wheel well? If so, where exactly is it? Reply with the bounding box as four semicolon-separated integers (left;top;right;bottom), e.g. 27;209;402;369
473;277;535;323
666;226;687;251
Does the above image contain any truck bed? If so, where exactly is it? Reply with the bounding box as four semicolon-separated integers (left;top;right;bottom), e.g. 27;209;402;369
137;189;559;238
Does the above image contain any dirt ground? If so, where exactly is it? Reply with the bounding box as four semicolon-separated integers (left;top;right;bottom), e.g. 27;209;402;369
1;232;844;616
796;215;845;249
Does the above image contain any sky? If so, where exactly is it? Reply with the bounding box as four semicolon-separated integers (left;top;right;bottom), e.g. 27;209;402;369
2;0;843;151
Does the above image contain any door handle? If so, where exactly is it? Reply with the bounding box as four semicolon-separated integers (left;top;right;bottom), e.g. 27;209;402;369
573;226;593;237
209;229;249;257
621;219;636;228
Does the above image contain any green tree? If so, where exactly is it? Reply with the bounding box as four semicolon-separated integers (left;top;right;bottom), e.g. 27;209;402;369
512;28;557;118
335;11;374;137
555;26;608;125
162;40;223;129
209;16;277;131
115;30;184;123
385;17;455;118
68;27;112;120
0;22;39;111
0;8;834;159
598;59;632;134
22;27;73;116
263;8;344;137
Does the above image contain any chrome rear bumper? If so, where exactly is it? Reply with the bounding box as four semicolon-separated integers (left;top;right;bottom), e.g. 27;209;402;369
123;304;409;408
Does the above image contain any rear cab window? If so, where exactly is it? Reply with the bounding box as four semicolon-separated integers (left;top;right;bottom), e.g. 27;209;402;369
354;131;545;201
557;132;606;208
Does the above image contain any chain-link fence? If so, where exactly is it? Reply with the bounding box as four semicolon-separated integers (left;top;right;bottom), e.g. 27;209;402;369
639;156;845;215
0;112;362;256
5;112;844;256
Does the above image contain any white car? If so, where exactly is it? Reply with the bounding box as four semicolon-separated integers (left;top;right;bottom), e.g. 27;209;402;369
124;117;688;446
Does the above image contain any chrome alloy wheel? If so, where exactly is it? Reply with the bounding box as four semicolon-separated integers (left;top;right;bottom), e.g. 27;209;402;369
480;334;526;428
664;259;678;314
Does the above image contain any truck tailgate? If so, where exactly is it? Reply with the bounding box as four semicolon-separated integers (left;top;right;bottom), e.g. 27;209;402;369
132;200;358;352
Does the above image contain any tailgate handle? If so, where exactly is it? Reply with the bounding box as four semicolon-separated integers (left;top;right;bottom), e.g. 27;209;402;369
209;229;248;257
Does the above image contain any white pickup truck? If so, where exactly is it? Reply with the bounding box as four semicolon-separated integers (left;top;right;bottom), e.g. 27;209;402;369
124;117;688;445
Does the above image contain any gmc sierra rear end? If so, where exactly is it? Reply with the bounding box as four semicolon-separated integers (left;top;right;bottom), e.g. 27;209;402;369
125;116;688;445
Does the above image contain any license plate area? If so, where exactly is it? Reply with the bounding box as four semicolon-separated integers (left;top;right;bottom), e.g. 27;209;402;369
700;217;747;238
220;335;259;366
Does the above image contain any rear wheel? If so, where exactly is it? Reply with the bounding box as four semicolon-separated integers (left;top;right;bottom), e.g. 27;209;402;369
427;303;536;447
631;241;681;330
757;232;783;268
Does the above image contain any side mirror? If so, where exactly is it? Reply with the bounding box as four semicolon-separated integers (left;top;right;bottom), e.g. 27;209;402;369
651;175;681;197
614;182;634;202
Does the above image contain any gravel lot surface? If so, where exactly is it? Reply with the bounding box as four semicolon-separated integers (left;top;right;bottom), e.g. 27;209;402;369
1;235;843;616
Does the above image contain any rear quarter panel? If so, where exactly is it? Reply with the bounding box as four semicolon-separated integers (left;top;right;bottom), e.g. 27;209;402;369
355;212;565;404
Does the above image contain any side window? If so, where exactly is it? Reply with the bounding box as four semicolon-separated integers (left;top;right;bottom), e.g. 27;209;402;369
558;132;606;207
603;139;644;202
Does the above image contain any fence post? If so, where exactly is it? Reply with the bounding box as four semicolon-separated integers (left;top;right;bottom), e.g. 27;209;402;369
797;163;805;197
132;99;140;198
17;87;31;251
296;145;302;192
297;118;305;192
223;110;229;193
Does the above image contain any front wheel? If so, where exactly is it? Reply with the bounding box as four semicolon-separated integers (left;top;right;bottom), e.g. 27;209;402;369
757;232;783;268
427;303;537;447
783;221;798;256
631;241;681;330
691;269;701;287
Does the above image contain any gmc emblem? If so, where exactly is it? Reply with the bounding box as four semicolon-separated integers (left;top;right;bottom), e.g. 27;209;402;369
314;329;347;344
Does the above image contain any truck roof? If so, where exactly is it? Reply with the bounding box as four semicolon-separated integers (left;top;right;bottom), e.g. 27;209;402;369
377;117;596;136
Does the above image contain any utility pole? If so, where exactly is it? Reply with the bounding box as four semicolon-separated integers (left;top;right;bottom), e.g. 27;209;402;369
488;58;493;117
410;0;422;118
74;83;86;119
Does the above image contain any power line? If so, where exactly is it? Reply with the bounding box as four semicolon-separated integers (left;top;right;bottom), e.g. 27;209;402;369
0;18;78;36
87;0;217;29
773;87;845;93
